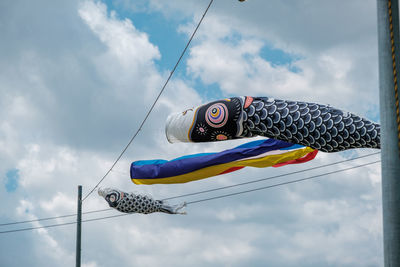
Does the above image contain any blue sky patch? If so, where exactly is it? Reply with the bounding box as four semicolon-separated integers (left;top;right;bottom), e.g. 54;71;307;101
102;0;225;99
100;1;302;99
192;78;224;100
103;0;189;74
260;44;302;73
221;29;302;73
5;168;19;192
366;106;380;123
222;32;243;47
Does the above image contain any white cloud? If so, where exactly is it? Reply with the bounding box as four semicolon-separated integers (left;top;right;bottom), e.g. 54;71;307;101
184;14;377;115
40;192;76;214
79;0;161;99
14;199;75;265
146;0;378;116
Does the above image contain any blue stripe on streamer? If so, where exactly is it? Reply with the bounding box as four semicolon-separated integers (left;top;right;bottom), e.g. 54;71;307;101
170;153;215;162
133;153;215;166
236;139;303;150
280;143;303;150
133;159;168;166
235;139;267;148
130;139;295;180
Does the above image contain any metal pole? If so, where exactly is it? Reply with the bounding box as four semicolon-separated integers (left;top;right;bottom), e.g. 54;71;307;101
76;185;82;267
377;0;400;266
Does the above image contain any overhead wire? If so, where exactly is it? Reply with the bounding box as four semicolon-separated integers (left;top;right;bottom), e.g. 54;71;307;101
0;151;380;227
0;209;112;227
82;0;215;202
162;151;381;201
0;214;130;234
0;159;380;234
186;160;380;204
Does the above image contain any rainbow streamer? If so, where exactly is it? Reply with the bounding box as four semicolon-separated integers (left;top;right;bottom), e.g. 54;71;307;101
131;139;318;185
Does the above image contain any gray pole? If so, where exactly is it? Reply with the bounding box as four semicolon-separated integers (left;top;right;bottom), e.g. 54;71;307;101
76;185;82;267
377;0;400;266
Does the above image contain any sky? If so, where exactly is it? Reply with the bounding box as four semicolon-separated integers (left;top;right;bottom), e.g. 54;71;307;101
0;0;384;266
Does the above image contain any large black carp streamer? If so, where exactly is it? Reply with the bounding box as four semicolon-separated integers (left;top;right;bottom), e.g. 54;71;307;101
98;188;186;214
166;96;380;152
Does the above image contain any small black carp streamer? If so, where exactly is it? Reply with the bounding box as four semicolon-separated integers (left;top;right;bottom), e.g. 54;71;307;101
98;188;186;215
166;96;380;153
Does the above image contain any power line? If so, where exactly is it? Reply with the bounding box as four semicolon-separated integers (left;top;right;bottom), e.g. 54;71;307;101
0;159;379;234
0;152;380;227
0;209;112;227
162;152;381;201
186;160;380;204
0;213;130;234
82;0;214;202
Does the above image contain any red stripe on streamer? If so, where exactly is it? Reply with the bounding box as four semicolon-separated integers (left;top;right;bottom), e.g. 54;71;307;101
272;150;318;167
219;166;245;175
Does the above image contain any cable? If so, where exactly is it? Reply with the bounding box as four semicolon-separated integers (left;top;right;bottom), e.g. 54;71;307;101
82;0;214;201
0;209;112;227
0;213;130;234
0;151;380;227
186;160;380;204
0;221;77;234
162;152;381;201
0;159;379;234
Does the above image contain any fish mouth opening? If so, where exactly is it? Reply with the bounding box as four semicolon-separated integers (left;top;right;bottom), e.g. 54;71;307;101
165;109;195;143
98;188;107;198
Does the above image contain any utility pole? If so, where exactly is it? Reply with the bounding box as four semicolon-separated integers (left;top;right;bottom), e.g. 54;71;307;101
377;0;400;266
76;185;82;267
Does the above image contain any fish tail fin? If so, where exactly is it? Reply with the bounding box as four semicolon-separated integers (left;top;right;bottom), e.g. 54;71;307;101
160;201;187;215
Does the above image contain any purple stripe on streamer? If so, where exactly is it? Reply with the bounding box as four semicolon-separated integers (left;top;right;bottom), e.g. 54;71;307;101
130;139;294;180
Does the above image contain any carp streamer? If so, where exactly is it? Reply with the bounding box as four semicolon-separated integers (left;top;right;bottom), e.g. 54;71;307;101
166;96;380;152
98;188;186;215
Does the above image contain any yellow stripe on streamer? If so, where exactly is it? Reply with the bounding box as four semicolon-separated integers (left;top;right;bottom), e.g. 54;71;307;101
132;147;315;185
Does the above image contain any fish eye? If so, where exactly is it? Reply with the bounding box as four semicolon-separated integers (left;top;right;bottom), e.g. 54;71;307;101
107;193;117;202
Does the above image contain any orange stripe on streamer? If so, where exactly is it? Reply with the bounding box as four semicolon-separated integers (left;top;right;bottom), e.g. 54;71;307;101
273;150;318;167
